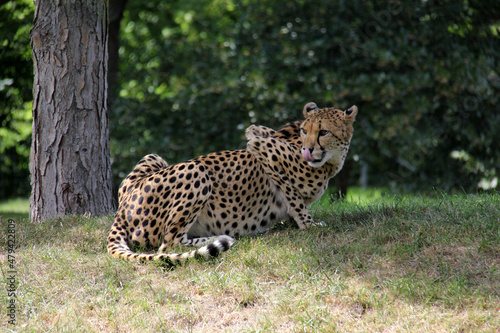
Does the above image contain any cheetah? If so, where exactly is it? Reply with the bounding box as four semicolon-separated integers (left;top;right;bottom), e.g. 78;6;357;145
107;102;358;267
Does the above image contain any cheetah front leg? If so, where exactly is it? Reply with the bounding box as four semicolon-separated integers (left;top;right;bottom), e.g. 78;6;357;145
280;182;325;229
247;137;321;229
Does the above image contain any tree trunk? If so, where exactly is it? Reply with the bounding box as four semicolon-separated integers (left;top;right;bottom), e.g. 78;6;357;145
30;0;113;222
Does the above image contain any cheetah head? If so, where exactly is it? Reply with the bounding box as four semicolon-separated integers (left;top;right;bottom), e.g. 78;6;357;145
300;102;358;168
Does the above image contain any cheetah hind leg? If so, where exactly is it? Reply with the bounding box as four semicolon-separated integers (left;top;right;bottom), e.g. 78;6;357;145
155;161;235;264
155;208;237;262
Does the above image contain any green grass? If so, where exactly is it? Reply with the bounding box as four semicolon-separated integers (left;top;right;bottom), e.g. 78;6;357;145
1;190;499;332
0;197;30;222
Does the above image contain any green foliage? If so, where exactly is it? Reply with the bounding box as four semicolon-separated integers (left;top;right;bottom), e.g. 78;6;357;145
1;0;499;197
0;0;34;199
112;0;500;192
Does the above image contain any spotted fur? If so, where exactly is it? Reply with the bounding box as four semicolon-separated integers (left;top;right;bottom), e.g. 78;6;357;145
107;102;357;267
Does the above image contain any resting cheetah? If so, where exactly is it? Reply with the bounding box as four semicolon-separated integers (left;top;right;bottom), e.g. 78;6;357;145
107;102;358;266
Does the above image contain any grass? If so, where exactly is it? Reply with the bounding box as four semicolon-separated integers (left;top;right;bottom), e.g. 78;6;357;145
0;198;30;222
1;189;499;332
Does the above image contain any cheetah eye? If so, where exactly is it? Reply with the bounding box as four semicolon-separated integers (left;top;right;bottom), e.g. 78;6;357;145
300;128;307;136
319;130;329;137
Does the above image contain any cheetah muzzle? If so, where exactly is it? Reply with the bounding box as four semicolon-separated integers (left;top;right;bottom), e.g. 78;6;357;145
107;102;358;267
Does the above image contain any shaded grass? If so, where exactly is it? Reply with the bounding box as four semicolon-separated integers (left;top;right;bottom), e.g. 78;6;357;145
0;191;499;332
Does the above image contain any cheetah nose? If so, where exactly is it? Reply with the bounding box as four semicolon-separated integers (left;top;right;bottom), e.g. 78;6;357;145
302;148;315;162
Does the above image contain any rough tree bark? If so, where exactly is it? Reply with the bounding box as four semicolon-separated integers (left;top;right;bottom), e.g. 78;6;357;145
30;0;113;222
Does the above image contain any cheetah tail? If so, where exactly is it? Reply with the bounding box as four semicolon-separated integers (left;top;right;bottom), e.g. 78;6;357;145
107;235;235;268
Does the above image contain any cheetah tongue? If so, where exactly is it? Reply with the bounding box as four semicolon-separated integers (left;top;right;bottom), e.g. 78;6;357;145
302;149;314;162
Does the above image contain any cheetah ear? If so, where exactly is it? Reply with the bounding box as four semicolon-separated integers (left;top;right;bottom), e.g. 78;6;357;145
344;105;358;123
303;102;318;117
